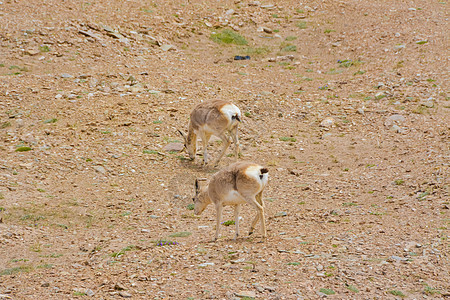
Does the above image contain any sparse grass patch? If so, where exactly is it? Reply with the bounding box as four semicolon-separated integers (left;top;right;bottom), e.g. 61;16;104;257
0;265;32;276
1;121;11;128
324;29;335;33
221;220;235;226
210;29;248;45
394;179;404;185
169;231;192;237
279;137;296;142
110;245;136;258
15;146;32;152
143;149;159;154
345;284;359;293
242;46;270;55
338;59;363;68
285;36;297;41
39;45;50;52
388;290;405;297
287;262;301;266
319;288;335;295
280;43;297;52
37;263;53;269
412;105;428;114
44;118;58;124
186;204;194;210
296;22;307;29
423;283;441;295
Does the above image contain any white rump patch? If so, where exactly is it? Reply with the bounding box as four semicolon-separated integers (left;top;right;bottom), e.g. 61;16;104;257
245;165;269;187
220;104;241;124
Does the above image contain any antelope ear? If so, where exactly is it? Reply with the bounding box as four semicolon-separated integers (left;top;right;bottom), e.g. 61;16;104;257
178;129;186;139
194;179;200;194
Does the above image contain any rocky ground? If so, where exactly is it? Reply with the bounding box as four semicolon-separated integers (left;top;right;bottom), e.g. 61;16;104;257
0;0;449;299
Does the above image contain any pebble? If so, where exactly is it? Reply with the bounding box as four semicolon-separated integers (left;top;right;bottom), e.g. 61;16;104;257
24;49;39;56
61;73;73;78
198;262;214;267
235;291;256;298
161;44;175;51
163;142;184;152
93;166;107;174
320;117;335;127
119;291;132;298
421;101;434;108
225;9;235;15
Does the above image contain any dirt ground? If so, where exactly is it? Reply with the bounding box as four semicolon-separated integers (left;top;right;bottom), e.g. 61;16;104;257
0;0;449;299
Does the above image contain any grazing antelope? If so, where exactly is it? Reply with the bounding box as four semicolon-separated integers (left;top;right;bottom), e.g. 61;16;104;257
193;161;269;241
178;100;241;166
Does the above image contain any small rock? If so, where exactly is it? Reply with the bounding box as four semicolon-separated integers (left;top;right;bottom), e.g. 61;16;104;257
289;169;301;176
119;291;132;298
163;143;184;152
225;9;235;15
41;282;50;287
257;26;272;33
320;117;335;127
55;94;63;99
93;166;107;174
264;286;276;292
114;283;126;291
389;255;407;262
61;73;73;78
248;1;260;6
235;291;256;298
357;108;365;115
198;262;215;267
161;44;175;51
24;49;39;56
267;55;294;62
390;125;402;133
86;289;94;297
421;101;434;108
387;114;406;122
274;211;287;217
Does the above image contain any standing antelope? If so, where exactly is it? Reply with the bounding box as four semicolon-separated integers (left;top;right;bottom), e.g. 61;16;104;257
178;100;241;166
193;161;269;241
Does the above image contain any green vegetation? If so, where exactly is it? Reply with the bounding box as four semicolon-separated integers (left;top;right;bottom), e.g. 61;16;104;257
279;137;296;142
15;146;32;152
39;45;51;52
296;22;307;29
222;220;235;226
0;265;32;276
345;284;359;293
210;29;248;45
44;118;58;124
319;288;335;295
388;290;405;297
169;231;192;237
110;245;136;258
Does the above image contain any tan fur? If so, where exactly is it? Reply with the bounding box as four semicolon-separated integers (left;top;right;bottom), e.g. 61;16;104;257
193;161;269;241
179;100;241;166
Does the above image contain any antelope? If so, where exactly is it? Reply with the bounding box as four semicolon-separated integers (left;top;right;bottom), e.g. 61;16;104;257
178;100;241;166
193;161;269;241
